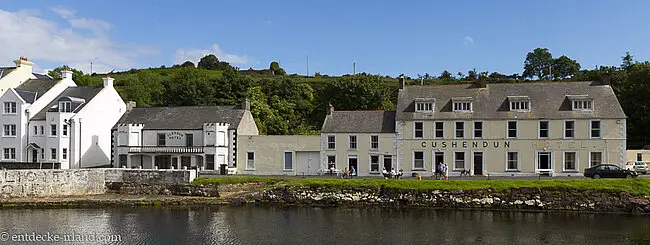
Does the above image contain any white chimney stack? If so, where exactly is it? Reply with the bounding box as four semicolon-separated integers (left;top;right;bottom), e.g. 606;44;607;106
103;75;114;87
14;57;33;74
60;68;73;80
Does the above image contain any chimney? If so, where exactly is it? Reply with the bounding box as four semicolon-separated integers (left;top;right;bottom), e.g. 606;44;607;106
328;103;334;115
398;74;405;89
14;57;33;74
126;101;136;111
102;75;114;87
242;98;250;110
61;67;73;80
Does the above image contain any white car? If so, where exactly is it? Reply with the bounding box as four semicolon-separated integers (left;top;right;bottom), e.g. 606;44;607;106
625;161;648;174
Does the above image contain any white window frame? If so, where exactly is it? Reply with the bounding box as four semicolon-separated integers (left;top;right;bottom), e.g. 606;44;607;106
473;121;483;139
369;154;380;173
454;121;465;139
453;151;466;171
370;135;379;150
589;151;603;168
33;126;38;135
327;135;336;149
246;151;255;170
507;121;518;139
415;102;434;112
563;151;578;172
509;100;530;112
283;151;294;171
50;124;57;137
563;120;575;139
62;124;68;137
413;121;424;139
40;126;44;135
412;151;425;170
348;134;358;150
535;151;553;172
3;124;16;137
434;121;444;139
505;151;519;171
590;120;601;139
327;155;337;169
3;102;17;114
51;148;57;160
538;120;550;139
453;101;472;112
62;148;68;160
3;148;16;160
572;100;593;111
58;101;72;113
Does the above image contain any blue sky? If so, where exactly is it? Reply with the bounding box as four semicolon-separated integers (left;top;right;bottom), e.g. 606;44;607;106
0;0;649;77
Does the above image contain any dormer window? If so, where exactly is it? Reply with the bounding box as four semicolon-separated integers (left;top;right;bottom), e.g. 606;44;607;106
452;97;473;112
59;101;72;113
508;96;530;112
567;95;593;111
414;98;435;113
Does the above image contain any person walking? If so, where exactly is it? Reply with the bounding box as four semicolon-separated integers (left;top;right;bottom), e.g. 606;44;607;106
350;166;356;179
440;162;449;180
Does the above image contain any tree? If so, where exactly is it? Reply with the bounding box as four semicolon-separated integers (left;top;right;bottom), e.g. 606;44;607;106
322;75;393;112
270;61;280;72
47;65;92;86
181;61;195;68
439;70;453;79
552;55;581;79
523;47;554;80
456;72;464;80
198;54;233;71
163;67;215;106
467;69;478;81
621;52;634;71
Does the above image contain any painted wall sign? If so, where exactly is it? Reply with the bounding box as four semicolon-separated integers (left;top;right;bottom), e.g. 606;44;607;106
167;132;184;140
421;141;511;148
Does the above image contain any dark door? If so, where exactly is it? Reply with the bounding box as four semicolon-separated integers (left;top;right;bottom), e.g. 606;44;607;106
348;157;358;176
181;156;191;169
172;157;179;169
538;152;551;170
383;155;392;171
32;149;38;163
186;134;193;147
473;152;483;175
434;152;444;173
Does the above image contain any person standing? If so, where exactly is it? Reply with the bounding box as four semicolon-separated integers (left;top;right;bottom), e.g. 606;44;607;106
350;166;356;179
441;162;449;180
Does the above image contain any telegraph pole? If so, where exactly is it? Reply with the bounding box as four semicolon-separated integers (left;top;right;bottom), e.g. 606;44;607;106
306;54;309;76
353;62;356;75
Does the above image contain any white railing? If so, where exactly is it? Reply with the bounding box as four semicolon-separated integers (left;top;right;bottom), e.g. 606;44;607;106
128;146;204;153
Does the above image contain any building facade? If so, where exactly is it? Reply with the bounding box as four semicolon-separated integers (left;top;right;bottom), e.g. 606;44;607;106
0;57;47;95
112;102;259;171
236;135;321;175
395;79;627;177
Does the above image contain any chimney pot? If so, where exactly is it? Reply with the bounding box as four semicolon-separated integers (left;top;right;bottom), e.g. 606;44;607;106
102;76;114;87
61;68;73;80
242;98;250;110
328;103;334;115
398;74;405;89
126;101;136;111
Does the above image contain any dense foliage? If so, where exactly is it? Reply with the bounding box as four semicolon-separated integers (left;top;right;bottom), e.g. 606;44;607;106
70;51;650;148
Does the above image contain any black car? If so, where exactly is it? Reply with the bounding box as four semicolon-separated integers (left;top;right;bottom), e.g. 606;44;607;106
584;164;638;179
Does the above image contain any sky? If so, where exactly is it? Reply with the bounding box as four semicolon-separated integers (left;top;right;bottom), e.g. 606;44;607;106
0;0;649;77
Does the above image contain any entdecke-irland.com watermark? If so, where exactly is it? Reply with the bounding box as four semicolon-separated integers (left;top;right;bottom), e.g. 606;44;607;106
0;231;122;243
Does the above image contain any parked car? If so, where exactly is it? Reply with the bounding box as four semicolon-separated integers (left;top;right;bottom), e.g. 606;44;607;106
625;161;648;174
584;164;638;179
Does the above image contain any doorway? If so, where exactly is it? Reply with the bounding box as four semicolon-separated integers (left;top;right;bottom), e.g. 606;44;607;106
383;155;392;171
32;149;38;163
348;156;358;176
434;152;444;172
473;152;483;175
538;152;552;170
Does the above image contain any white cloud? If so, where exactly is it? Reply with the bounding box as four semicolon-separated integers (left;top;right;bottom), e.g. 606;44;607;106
174;44;250;65
463;36;474;46
0;8;157;74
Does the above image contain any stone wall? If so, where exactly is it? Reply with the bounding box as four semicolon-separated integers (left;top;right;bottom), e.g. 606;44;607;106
0;162;61;169
249;186;650;213
104;169;197;185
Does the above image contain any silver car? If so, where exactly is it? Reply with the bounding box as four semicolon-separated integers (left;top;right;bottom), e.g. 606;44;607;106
625;161;648;174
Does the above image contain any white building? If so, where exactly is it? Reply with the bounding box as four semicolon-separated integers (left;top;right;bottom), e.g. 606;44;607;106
111;101;258;171
0;57;49;95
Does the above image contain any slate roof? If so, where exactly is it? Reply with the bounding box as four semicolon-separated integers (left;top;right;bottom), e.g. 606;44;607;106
396;81;627;121
0;67;15;79
321;111;396;133
15;77;60;103
114;106;248;130
31;86;105;120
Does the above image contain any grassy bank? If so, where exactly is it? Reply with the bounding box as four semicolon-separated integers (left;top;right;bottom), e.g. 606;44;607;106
192;177;650;196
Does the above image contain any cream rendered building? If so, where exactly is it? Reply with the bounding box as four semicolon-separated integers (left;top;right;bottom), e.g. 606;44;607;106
0;57;47;95
395;78;627;177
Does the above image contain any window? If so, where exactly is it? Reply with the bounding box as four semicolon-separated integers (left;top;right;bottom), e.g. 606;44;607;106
453;102;472;112
564;152;577;171
327;135;336;149
435;122;444;139
62;148;68;160
564;121;575;138
33;126;38;135
454;152;465;170
590;121;601;138
50;124;57;136
63;125;68;136
349;135;357;149
473;121;483;138
637;153;643;162
415;102;433;112
509;101;530;112
414;122;423;138
284;152;293;170
572;100;593;111
157;133;166;146
413;151;424;170
455;122;464;138
590;152;602;167
539;121;549;138
506;152;518;171
185;133;193;147
327;155;336;169
58;101;72;112
119;154;127;167
51;148;57;160
217;131;226;146
370;135;379;149
370;155;380;172
206;154;215;170
41;149;44;159
507;121;517;138
40;126;44;135
3;124;16;137
3;148;16;160
246;152;255;170
3;102;16;114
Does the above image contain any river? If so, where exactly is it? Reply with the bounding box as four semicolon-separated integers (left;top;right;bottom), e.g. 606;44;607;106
0;206;647;244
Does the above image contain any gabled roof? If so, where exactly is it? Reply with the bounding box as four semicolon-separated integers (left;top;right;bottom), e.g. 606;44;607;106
113;105;248;130
0;67;15;79
15;77;60;102
396;81;626;121
31;86;104;120
321;111;396;133
32;73;52;80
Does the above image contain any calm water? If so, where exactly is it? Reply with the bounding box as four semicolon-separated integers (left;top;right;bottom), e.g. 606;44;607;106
0;206;648;245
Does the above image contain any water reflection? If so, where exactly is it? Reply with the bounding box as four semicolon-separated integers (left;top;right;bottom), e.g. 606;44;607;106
0;207;648;245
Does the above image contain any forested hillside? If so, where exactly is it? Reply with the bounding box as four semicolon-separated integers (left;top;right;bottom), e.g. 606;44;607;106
46;50;650;148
